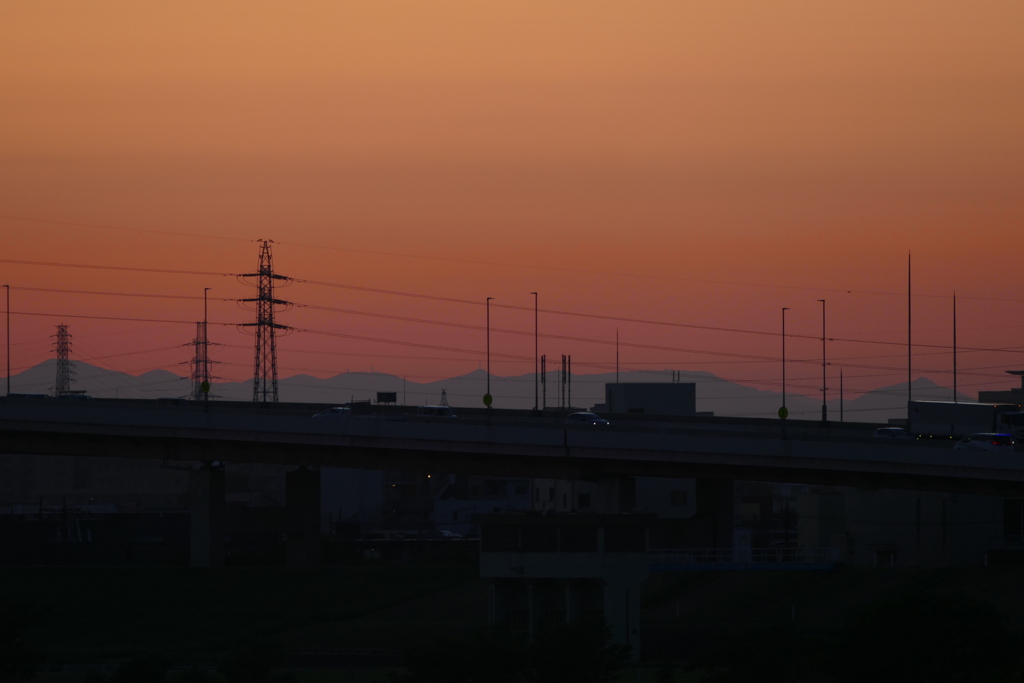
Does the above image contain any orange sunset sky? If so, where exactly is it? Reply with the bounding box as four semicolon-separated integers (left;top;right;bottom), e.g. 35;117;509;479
1;1;1022;402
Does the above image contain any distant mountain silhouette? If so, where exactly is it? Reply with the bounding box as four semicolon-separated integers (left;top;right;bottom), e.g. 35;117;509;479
6;360;975;424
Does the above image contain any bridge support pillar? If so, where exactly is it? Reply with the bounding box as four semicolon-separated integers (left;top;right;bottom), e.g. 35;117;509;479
696;478;734;550
286;466;321;567
190;462;225;568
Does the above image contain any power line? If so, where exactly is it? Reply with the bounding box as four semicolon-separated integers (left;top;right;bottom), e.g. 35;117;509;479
5;264;1024;354
5;214;1024;304
8;308;1019;385
13;286;238;303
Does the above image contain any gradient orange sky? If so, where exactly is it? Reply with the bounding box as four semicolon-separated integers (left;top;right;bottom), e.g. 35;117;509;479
1;1;1022;402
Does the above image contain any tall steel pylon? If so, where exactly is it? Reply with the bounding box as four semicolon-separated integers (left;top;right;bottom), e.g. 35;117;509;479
189;321;213;400
241;240;291;402
53;324;75;396
188;288;217;401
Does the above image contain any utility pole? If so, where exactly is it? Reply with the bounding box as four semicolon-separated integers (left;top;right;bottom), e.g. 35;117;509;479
541;354;546;409
840;368;844;422
486;297;493;408
561;355;567;409
531;292;538;411
241;240;291;402
781;307;790;412
908;252;912;406
567;355;572;409
819;299;827;424
953;292;957;403
3;284;8;396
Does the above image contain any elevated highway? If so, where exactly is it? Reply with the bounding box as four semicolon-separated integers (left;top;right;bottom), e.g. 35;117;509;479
2;397;1023;496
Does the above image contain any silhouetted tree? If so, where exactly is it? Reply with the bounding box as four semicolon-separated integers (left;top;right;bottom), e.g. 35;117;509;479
530;618;629;683
392;629;530;683
830;591;1019;683
689;625;814;683
220;639;293;683
655;661;675;683
166;668;220;683
686;590;1024;683
107;654;172;683
395;618;627;683
0;603;43;683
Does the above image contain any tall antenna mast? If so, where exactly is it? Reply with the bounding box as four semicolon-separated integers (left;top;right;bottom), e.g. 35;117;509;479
241;240;292;402
908;252;912;405
953;292;957;403
53;324;74;396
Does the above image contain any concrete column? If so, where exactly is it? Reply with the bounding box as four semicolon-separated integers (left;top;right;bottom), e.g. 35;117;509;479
696;478;735;550
489;581;510;625
189;462;225;568
286;466;322;567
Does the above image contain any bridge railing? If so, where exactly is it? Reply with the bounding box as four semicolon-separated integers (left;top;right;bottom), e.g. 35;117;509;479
649;547;840;565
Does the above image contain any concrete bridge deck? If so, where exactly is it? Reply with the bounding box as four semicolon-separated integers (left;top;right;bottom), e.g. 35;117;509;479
2;397;1023;495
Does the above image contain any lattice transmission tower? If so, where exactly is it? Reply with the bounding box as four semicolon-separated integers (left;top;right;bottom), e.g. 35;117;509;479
187;288;218;401
241;240;291;402
53;323;75;396
189;321;217;400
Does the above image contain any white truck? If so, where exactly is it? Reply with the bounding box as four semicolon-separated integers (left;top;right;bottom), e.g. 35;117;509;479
907;401;1024;440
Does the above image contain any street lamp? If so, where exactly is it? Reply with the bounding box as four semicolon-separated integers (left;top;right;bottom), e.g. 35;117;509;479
781;307;790;412
531;292;538;411
819;299;827;424
204;287;212;407
486;297;494;408
3;284;9;396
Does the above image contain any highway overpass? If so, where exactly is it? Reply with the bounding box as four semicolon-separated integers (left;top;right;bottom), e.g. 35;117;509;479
2;397;1023;496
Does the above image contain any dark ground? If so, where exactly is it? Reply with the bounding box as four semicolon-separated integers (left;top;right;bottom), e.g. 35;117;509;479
7;563;1024;679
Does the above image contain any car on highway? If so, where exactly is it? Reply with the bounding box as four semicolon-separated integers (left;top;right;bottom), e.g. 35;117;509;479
438;529;464;539
953;433;1015;452
313;406;352;419
566;412;609;426
874;427;914;439
417;405;457;419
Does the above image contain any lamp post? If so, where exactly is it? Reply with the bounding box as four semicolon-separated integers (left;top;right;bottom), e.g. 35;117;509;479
204;287;211;407
819;299;827;424
531;292;538;411
781;307;790;411
3;284;9;396
840;367;844;422
486;297;493;407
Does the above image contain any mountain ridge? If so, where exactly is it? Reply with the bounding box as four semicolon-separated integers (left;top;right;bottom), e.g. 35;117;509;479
5;360;979;424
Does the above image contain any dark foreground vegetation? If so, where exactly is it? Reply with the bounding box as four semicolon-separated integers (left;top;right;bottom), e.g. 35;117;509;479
685;590;1021;682
8;566;1024;682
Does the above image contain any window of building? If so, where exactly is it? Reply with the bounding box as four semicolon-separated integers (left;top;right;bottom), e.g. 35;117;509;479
578;493;591;509
670;490;688;506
